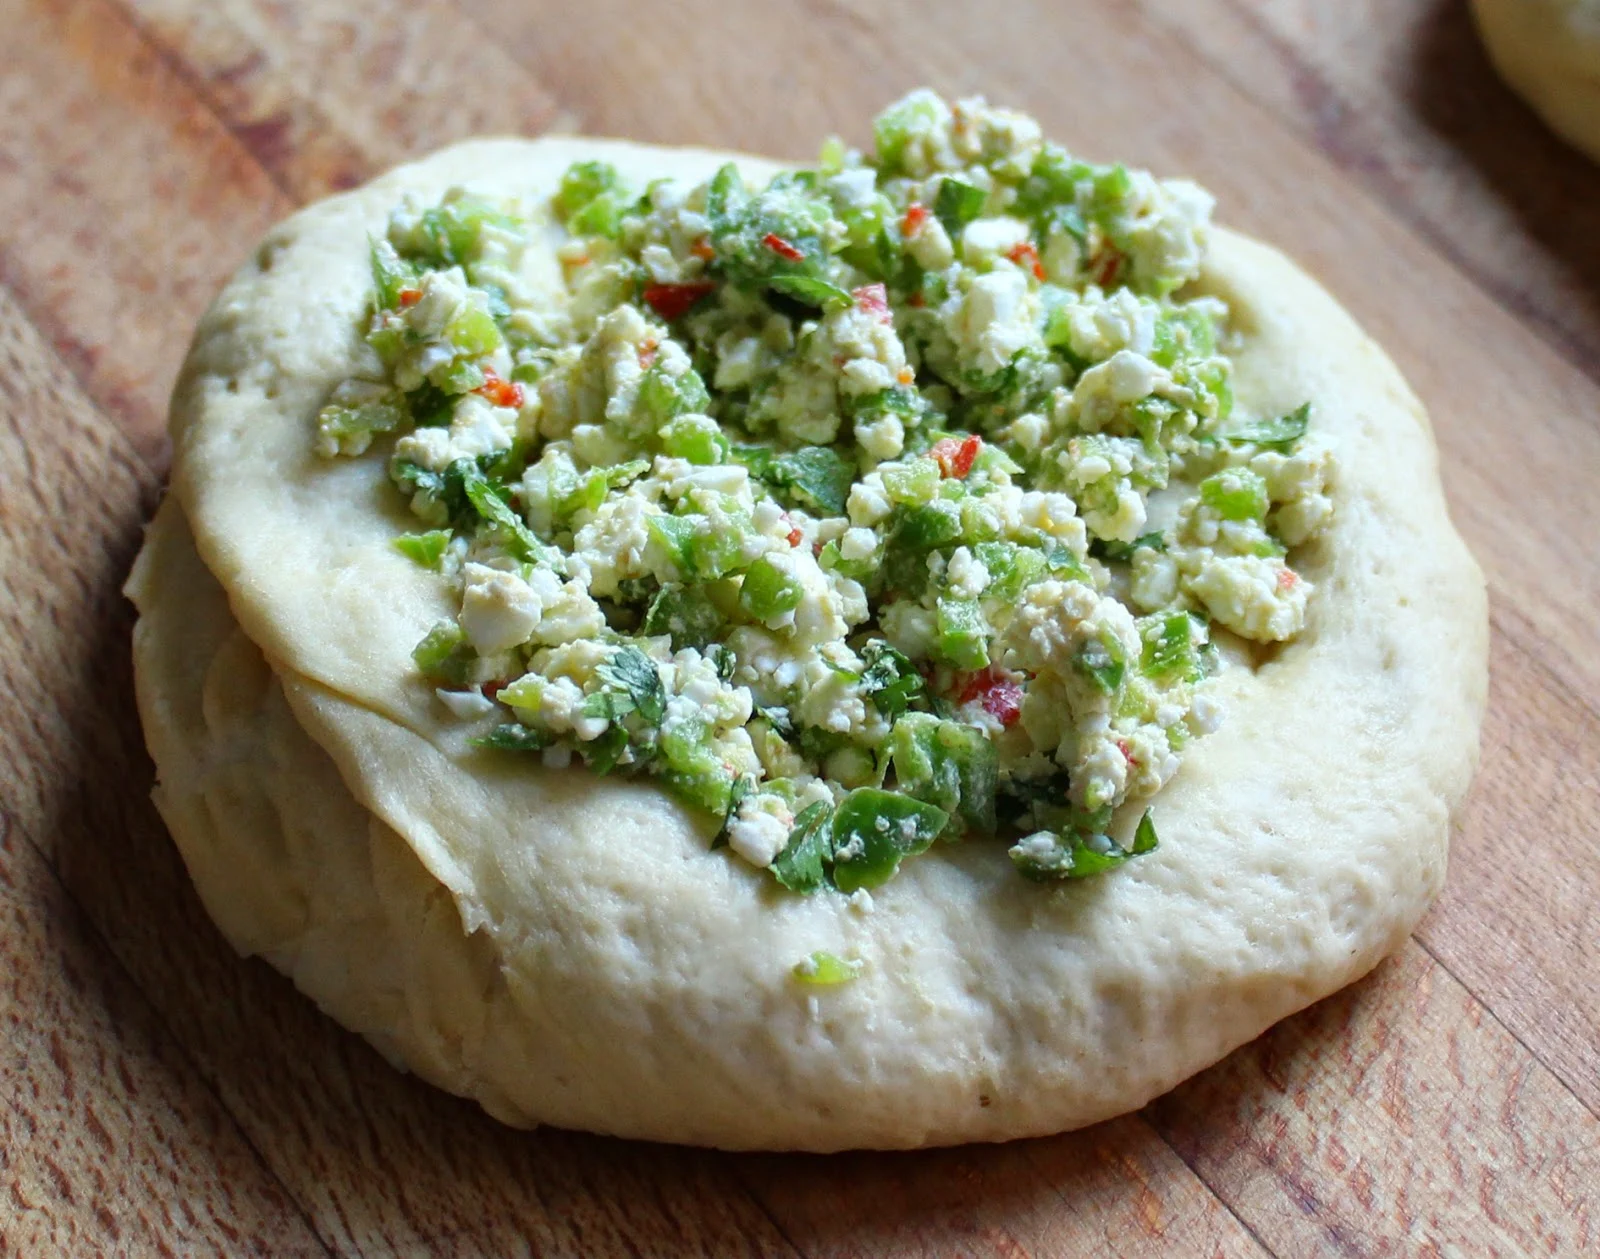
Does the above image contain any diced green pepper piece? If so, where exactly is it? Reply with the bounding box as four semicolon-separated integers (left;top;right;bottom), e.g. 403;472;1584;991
973;541;1045;600
792;951;863;985
369;237;419;309
935;597;990;670
412;621;474;687
392;529;453;569
659;414;727;465
1140;611;1199;683
873;90;945;176
555;161;622;222
739;554;805;620
315;390;407;456
893;501;963;550
470;723;551;752
888;712;998;836
1073;630;1125;695
662;758;736;815
1198;468;1269;521
1009;809;1158;881
647;512;697;575
880;457;941;506
829;787;949;892
442;299;503;359
557;459;650;518
764;446;856;515
496;673;544;713
638;360;712;426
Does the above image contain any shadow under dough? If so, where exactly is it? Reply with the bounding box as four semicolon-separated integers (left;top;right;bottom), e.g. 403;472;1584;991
1406;0;1600;369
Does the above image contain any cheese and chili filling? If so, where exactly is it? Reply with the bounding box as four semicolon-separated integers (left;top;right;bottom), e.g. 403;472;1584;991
312;91;1335;893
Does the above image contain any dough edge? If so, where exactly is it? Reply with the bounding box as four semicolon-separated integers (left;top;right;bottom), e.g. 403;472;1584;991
1473;0;1600;162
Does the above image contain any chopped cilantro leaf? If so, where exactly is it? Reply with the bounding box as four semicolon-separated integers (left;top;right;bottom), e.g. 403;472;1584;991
1227;402;1310;452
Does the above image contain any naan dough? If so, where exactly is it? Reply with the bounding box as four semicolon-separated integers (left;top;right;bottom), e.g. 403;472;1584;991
1474;0;1600;162
128;138;1488;1150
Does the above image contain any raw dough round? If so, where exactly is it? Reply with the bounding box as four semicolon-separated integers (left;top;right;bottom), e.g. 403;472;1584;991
127;137;1488;1150
1473;0;1600;162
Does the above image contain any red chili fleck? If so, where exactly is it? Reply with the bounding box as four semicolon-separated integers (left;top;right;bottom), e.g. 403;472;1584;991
901;203;930;236
786;527;805;548
1006;241;1047;282
642;280;717;322
931;434;983;479
482;680;507;701
762;232;805;262
907;291;926;308
1093;249;1121;288
396;286;422;308
853;282;891;321
1117;738;1137;765
638;338;659;369
689;237;716;261
1278;567;1300;591
474;366;525;410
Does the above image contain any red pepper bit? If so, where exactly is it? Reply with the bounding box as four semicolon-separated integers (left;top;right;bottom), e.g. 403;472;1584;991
852;282;891;321
906;291;926;308
474;365;525;410
762;232;806;262
930;434;983;479
982;680;1024;727
643;280;717;322
397;286;422;308
482;679;507;702
1006;241;1047;282
956;667;996;705
638;338;659;369
1117;738;1138;765
901;203;930;237
689;237;716;261
787;527;805;548
1093;249;1121;289
954;668;1024;727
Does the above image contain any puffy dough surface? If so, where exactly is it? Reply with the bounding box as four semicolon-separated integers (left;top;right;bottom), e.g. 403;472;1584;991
1473;0;1600;162
129;137;1489;1150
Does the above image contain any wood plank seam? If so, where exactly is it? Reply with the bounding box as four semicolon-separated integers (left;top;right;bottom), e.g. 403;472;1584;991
1137;0;1600;396
1409;931;1600;1126
1018;1122;1282;1259
1134;1133;1283;1259
98;0;299;205
1489;599;1600;730
0;801;339;1258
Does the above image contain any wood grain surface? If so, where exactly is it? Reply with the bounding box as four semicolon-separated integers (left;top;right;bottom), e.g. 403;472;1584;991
2;0;1597;1254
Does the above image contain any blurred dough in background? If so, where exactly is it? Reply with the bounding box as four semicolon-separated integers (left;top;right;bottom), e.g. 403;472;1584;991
1472;0;1600;161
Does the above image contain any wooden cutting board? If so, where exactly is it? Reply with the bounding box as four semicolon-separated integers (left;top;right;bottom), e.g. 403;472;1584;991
3;0;1597;1253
